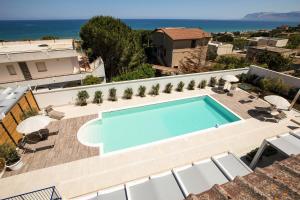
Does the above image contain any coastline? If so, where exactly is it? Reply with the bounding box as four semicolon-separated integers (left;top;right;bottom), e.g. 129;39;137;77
0;19;298;41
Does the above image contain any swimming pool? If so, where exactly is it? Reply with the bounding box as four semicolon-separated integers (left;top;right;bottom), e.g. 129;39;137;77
77;96;241;154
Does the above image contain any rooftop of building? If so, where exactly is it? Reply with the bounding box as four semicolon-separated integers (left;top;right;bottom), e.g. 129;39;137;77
0;86;29;119
186;154;300;200
155;28;211;41
0;39;74;55
249;46;297;53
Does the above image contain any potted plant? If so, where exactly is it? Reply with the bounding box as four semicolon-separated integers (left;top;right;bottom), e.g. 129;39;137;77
164;83;173;94
123;88;133;99
76;90;89;106
209;77;217;87
0;144;23;171
187;80;196;90
176;81;185;92
150;84;160;96
0;158;5;178
198;80;207;89
93;91;103;104
138;86;146;97
108;88;117;101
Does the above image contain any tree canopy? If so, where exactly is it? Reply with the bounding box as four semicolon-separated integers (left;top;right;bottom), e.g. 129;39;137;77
255;52;292;72
80;16;146;81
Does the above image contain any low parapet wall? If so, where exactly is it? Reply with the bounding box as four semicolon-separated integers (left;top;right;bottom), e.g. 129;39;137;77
33;68;249;108
248;65;300;88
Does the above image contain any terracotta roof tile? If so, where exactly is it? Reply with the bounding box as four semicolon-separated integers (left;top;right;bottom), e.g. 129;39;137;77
185;154;300;200
156;28;211;40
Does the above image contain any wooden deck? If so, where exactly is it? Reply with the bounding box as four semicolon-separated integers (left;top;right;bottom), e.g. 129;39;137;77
4;115;99;177
211;89;270;119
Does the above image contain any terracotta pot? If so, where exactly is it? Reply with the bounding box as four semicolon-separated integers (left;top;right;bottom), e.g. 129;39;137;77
6;159;23;171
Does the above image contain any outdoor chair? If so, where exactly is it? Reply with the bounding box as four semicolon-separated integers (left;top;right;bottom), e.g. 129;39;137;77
44;105;65;120
19;133;55;153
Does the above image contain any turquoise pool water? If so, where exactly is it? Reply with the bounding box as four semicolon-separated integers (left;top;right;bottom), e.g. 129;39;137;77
79;96;240;153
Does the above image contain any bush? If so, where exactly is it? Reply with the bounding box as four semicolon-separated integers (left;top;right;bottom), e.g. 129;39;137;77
209;77;217;87
176;81;185;92
93;91;103;104
0;143;20;166
83;75;102;85
198;80;207;89
218;78;226;86
164;83;173;94
187;80;196;90
108;88;117;101
76;90;89;106
150;84;160;96
270;78;289;95
238;73;248;83
112;64;155;82
0;157;4;171
258;78;272;91
21;109;38;120
138;86;146;97
123;88;133;99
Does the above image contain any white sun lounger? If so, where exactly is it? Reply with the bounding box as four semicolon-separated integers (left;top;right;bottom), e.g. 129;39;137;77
173;159;228;197
212;152;252;181
126;172;184;200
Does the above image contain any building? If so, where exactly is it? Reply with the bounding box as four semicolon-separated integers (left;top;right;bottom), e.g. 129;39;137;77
248;37;289;47
185;154;300;200
0;86;39;145
208;41;233;56
152;28;211;68
247;46;297;61
0;39;106;89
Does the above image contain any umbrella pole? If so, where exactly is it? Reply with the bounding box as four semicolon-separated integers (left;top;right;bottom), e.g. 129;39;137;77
289;89;300;111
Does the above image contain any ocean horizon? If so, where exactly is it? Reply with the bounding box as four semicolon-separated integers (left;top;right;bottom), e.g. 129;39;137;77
0;19;298;41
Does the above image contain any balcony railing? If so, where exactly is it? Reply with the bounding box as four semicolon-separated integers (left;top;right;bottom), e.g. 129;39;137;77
1;186;62;200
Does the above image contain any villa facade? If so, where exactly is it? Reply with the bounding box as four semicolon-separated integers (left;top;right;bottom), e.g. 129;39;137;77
0;39;106;89
152;28;211;68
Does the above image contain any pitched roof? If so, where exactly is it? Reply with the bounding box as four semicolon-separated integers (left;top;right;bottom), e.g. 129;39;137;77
185;154;300;200
156;28;211;40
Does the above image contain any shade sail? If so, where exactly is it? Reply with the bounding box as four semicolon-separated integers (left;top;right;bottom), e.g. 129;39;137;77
264;95;291;110
17;115;51;135
221;75;239;83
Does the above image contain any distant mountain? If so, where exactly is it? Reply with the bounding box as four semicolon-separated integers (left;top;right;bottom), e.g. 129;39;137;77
243;11;300;22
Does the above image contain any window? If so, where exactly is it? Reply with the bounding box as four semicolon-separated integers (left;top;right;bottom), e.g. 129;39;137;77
191;40;197;48
6;65;17;75
36;62;47;72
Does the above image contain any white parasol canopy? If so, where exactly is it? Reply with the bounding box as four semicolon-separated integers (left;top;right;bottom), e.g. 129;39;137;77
17;115;52;135
264;95;291;110
222;75;239;83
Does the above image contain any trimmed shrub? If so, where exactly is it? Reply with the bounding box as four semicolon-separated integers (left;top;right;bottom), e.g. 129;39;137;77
218;78;226;86
209;77;217;87
76;90;89;106
150;84;160;96
108;88;117;101
93;91;103;104
123;88;133;99
83;75;102;85
187;80;196;90
138;86;146;97
164;83;173;94
199;80;207;89
176;81;185;92
258;78;272;91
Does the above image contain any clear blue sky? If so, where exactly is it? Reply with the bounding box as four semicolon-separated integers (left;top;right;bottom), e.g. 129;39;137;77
1;0;300;20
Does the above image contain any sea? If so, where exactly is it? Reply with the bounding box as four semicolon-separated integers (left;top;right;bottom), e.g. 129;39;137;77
0;19;298;41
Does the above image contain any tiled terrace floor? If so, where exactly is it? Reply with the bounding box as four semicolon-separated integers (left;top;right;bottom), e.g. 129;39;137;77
4;115;99;177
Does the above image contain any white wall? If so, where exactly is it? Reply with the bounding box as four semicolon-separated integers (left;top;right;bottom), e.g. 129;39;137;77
26;57;77;79
33;68;249;108
0;63;24;83
248;65;300;88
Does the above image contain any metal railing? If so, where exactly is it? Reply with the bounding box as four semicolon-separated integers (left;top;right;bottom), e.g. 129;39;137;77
1;186;62;200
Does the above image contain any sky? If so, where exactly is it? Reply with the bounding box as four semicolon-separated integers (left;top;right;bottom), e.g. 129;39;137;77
1;0;300;20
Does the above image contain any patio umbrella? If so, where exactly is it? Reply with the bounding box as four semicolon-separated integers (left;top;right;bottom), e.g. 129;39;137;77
221;75;239;83
264;95;291;110
17;115;52;135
